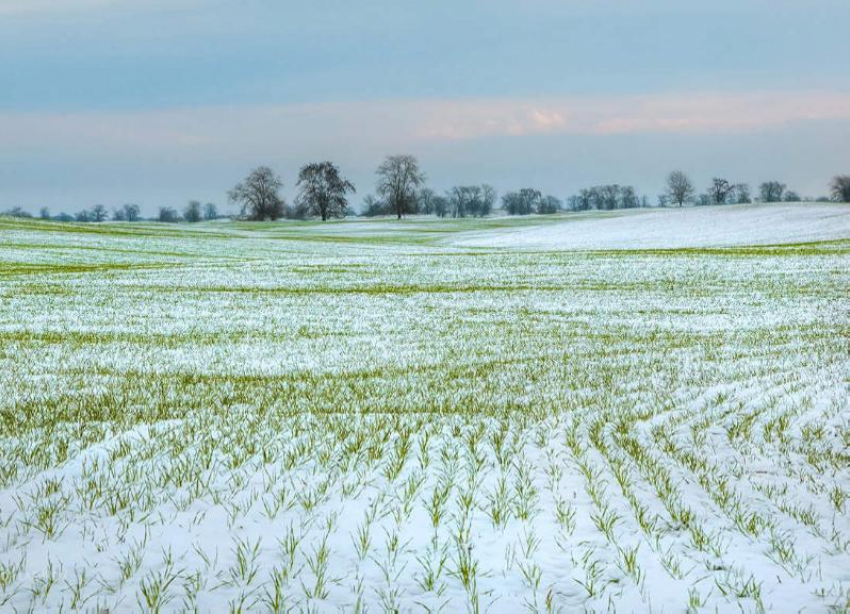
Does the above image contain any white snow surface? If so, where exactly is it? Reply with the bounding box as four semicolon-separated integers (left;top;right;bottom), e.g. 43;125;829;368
453;203;850;250
0;208;848;614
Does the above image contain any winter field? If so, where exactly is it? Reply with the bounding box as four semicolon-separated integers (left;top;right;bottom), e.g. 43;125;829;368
1;203;849;614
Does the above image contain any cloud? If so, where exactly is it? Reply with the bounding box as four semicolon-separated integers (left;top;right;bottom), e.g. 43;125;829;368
2;91;848;154
410;92;850;140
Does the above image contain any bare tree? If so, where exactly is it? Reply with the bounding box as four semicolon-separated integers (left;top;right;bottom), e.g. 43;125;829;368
708;178;735;205
110;204;137;222
618;186;639;209
91;204;108;222
666;171;694;207
417;188;436;215
39;207;51;220
503;189;541;215
229;166;286;221
184;200;202;223
360;194;388;217
569;189;593;211
481;185;497;216
122;204;141;222
3;207;32;218
448;186;471;218
433;186;487;216
831;175;850;202
203;202;218;220
75;209;91;222
431;194;449;218
783;191;801;202
158;206;180;223
296;162;356;221
375;155;426;219
538;195;562;214
595;185;621;210
733;184;752;204
446;185;495;218
759;181;786;203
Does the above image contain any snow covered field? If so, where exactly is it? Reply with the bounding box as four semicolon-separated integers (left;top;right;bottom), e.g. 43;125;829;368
0;206;848;614
454;203;850;250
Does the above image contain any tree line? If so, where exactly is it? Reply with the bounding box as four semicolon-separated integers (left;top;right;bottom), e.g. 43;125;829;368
227;163;850;220
4;158;850;222
3;201;221;223
659;173;812;207
229;156;850;222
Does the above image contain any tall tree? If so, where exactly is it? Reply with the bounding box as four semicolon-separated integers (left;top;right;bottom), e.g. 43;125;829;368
296;162;356;221
375;155;426;219
39;207;51;220
666;171;694;207
759;181;786;203
203;202;218;220
830;175;850;202
229;166;286;221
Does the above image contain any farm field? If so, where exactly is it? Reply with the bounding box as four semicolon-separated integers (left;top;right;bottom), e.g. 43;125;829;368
0;205;849;614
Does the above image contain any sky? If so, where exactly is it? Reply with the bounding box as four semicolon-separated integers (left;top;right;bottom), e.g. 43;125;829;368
1;0;849;214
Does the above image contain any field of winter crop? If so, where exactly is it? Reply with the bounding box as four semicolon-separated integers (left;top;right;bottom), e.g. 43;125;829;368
1;205;849;614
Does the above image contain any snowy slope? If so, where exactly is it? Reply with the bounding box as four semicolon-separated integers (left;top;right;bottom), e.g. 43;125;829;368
454;203;850;250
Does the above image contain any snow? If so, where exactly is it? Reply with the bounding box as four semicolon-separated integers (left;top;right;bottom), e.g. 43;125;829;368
453;203;850;250
0;207;848;613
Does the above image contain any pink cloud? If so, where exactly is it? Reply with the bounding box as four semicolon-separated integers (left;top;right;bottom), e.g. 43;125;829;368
409;92;850;140
1;91;848;156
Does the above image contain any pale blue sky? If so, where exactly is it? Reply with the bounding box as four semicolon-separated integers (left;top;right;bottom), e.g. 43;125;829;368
1;0;848;213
